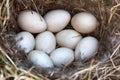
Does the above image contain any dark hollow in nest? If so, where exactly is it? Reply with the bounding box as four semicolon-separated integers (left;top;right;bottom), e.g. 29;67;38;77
0;0;120;80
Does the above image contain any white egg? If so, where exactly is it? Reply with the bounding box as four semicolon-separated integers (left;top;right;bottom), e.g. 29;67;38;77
15;31;35;53
56;29;82;49
75;36;99;61
18;10;47;33
71;12;98;34
44;9;71;32
36;31;56;54
50;47;74;67
28;50;54;68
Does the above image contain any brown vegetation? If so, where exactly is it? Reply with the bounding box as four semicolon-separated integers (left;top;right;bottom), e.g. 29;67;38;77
0;0;120;80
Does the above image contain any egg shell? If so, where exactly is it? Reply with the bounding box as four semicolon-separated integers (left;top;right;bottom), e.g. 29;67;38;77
36;31;56;54
28;50;54;68
71;12;98;34
18;10;47;33
44;9;71;32
50;47;74;67
75;36;99;61
56;29;82;49
15;31;35;53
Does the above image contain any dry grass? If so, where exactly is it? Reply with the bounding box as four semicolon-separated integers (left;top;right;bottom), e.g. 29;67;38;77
0;0;120;80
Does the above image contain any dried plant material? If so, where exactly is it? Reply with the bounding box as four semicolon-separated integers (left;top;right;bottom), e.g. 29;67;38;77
0;0;120;80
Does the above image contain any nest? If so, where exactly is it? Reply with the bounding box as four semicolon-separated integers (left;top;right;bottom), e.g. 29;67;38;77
0;0;120;80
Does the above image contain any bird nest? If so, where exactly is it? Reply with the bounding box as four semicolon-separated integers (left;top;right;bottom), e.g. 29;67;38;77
0;0;120;80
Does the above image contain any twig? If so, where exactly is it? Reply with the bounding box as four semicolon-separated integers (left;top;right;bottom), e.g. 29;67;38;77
110;44;120;68
111;44;120;58
108;3;120;24
69;63;99;80
18;68;41;80
0;46;17;69
0;0;10;20
103;67;120;79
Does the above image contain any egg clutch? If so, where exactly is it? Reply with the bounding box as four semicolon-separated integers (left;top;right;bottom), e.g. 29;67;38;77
15;9;99;69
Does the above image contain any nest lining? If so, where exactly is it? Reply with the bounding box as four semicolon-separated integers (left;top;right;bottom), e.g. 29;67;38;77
0;0;120;80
